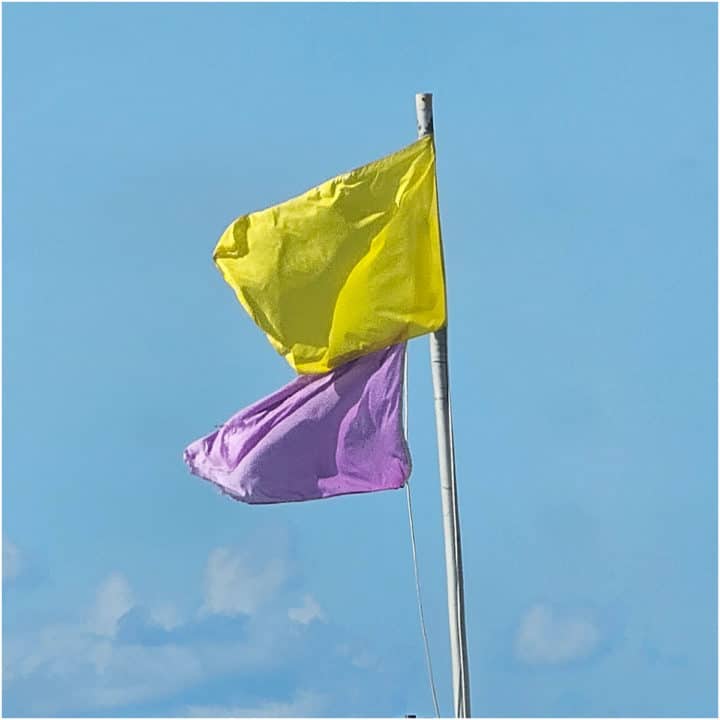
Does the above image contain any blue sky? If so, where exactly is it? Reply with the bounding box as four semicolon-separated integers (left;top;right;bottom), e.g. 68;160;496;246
2;2;717;717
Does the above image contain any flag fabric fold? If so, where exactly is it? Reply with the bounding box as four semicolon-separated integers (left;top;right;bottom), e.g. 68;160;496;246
213;135;446;374
183;344;410;504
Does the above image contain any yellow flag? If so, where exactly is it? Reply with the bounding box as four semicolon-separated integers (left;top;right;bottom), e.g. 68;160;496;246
214;135;446;374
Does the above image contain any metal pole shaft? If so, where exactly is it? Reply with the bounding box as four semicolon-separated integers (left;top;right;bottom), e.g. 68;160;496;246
415;93;471;718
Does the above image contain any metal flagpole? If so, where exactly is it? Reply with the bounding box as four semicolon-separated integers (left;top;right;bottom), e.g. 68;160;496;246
415;93;471;718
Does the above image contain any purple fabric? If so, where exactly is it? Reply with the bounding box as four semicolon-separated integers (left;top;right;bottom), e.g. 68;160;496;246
184;344;410;504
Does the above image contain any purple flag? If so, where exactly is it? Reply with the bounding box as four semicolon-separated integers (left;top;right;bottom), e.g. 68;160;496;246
183;344;410;504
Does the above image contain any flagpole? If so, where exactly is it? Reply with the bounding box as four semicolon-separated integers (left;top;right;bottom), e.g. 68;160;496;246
415;93;471;718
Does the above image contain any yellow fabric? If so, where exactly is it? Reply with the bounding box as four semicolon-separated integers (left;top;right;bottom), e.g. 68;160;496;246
214;135;446;374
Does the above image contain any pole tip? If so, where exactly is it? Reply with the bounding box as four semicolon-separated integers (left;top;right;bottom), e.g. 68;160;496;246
415;93;434;137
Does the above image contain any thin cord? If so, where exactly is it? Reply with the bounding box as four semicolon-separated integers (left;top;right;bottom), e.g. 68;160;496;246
403;346;441;718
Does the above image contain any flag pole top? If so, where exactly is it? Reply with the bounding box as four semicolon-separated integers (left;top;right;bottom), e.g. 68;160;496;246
415;93;434;137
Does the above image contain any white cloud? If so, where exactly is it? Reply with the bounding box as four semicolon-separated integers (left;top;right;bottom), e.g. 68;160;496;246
4;623;205;714
202;546;287;617
150;604;182;631
81;643;205;709
88;573;134;637
336;642;378;670
515;604;599;665
184;690;327;717
351;651;378;669
5;541;378;716
288;594;325;625
4;605;280;714
3;540;22;581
